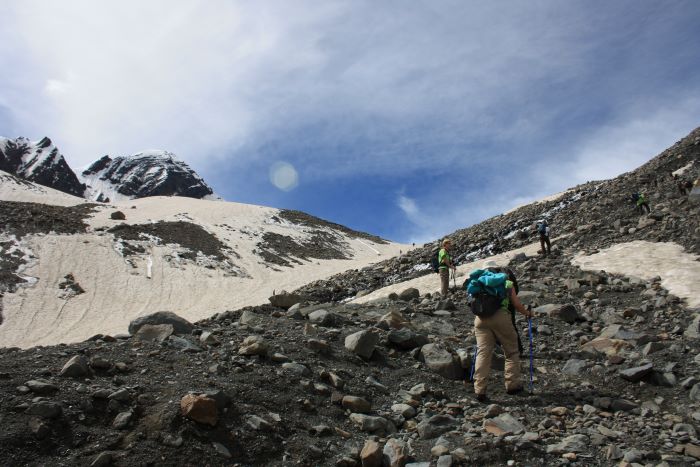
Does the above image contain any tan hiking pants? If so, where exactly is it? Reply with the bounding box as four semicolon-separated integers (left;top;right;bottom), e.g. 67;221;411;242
474;310;522;395
440;268;450;297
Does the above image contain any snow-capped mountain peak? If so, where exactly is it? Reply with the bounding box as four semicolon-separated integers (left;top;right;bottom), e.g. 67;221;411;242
0;136;85;197
79;150;215;202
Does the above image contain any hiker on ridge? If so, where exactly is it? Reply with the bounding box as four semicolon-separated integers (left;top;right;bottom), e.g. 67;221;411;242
471;263;534;402
536;220;551;256
632;192;651;214
438;239;456;298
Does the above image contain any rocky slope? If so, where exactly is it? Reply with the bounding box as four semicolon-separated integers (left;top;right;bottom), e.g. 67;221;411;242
293;127;700;304
80;151;216;202
0;127;699;466
0;137;86;197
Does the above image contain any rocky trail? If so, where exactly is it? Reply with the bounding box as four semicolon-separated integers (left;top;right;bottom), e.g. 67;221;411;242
2;243;700;466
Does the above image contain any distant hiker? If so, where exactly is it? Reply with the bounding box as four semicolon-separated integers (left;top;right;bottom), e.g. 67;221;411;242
438;239;456;297
466;265;534;402
678;178;693;196
536;220;551;256
632;192;650;214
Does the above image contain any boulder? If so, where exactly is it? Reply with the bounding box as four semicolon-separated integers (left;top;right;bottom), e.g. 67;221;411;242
549;304;579;323
483;413;525;436
308;309;340;327
378;309;408;329
345;330;379;359
546;434;589;454
135;324;174;343
110;211;126;220
419;343;464;380
398;288;420;301
360;440;383;467
341;396;371;414
60;355;90;377
128;311;193;336
416;414;459;439
180;394;218;426
238;335;269;356
619;363;653;382
269;291;303;309
383;438;410;467
349;414;395;435
387;328;429;350
562;359;587;376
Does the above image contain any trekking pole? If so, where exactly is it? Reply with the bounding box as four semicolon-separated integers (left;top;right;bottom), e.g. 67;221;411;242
527;305;534;393
469;344;478;382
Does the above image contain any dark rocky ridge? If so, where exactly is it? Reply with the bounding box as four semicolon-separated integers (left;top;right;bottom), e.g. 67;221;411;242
82;152;214;201
0;137;86;197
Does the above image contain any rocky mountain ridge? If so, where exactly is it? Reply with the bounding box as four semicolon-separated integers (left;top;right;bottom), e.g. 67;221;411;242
0;136;216;202
0;136;86;197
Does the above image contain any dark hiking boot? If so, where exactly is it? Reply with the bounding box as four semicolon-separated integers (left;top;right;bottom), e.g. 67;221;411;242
506;387;525;396
475;393;489;403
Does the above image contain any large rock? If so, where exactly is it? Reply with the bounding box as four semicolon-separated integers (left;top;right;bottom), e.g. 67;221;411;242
26;380;59;395
416;414;458;439
383;438;410;467
60;355;90;377
398;288;420;301
483;413;525;436
180;394;218;426
378;309;408;330
690;178;700;203
685;315;700;339
128;311;193;336
26;401;63;419
419;344;464;380
345;330;379;359
349;414;395;435
619;363;653;382
360;440;383;467
546;434;589;454
308;309;340;327
388;328;429;350
342;396;371;414
549;304;579;323
135;324;174;343
581;337;632;356
562;359;588;376
269;291;303;309
238;335;270;356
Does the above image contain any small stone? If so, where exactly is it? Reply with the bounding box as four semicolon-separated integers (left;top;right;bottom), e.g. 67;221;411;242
212;442;232;458
342;396;371;414
90;451;113;467
112;411;133;429
180;394;218;426
483;413;525;436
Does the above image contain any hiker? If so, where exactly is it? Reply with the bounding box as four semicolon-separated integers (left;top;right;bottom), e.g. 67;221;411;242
438;239;456;297
632;192;650;214
484;262;525;356
536;220;551;256
469;265;534;402
678;178;693;196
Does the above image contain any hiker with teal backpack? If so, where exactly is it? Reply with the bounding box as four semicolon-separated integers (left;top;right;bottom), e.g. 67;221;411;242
466;263;534;402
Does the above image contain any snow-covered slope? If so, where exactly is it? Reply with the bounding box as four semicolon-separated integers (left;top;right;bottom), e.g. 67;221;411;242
0;137;85;197
80;150;216;202
0;178;406;348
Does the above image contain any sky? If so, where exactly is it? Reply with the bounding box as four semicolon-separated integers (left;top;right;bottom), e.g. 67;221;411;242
1;1;699;244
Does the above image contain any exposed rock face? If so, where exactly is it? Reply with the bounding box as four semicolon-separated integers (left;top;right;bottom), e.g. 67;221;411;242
80;151;214;201
0;136;85;197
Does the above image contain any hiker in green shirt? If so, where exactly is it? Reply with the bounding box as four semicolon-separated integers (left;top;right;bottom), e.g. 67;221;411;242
439;239;456;297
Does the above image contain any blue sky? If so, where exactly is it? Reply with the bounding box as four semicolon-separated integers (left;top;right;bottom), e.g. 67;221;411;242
1;1;699;243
